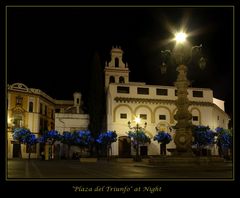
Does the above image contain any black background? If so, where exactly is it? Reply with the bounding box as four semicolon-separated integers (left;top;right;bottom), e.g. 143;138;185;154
1;0;238;195
7;5;233;121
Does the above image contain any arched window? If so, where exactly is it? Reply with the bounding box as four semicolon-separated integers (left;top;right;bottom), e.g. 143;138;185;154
115;58;119;67
119;76;125;83
29;102;33;112
13;113;23;128
109;76;115;83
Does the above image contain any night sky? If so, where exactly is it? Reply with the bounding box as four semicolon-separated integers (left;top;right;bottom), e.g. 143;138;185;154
7;6;233;121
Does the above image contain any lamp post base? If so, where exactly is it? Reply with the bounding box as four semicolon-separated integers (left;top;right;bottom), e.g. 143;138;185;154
174;128;193;154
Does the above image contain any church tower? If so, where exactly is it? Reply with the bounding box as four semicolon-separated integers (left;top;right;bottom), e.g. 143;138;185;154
104;46;130;89
73;92;81;114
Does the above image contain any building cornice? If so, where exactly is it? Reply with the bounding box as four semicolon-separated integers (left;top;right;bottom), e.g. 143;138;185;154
8;83;74;106
114;97;229;118
115;97;175;105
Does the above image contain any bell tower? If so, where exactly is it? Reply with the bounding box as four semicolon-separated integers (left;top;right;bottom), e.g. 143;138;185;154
73;92;81;114
104;46;130;89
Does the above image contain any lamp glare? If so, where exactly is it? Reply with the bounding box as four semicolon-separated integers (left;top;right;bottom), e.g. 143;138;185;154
175;32;187;43
135;116;141;124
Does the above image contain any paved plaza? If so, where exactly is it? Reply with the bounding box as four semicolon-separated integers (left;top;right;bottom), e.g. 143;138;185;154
7;158;233;180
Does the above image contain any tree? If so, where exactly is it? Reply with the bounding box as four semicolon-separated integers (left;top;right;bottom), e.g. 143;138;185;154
154;131;172;155
87;51;105;155
127;130;151;161
60;131;75;159
192;125;215;156
24;133;38;159
215;127;233;160
39;130;61;159
74;130;94;157
13;128;38;159
96;131;117;160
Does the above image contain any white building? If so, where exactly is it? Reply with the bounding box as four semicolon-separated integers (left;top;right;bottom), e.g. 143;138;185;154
55;92;89;134
54;92;89;158
104;46;230;157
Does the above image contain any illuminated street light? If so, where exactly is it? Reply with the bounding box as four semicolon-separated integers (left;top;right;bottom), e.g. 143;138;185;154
160;30;207;155
134;116;141;125
128;116;147;132
128;116;147;161
175;32;187;43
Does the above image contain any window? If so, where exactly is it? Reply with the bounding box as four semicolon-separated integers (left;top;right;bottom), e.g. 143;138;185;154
115;58;119;67
16;96;23;106
193;91;203;97
192;116;199;121
159;115;166;120
40;103;43;114
39;118;44;134
175;90;178;96
137;87;149;95
44;120;48;132
13;113;23;128
120;113;127;119
140;114;147;120
29;102;33;112
45;106;48;116
217;116;219;120
156;89;168;96
109;76;115;83
51;110;54;119
119;76;125;83
117;86;129;93
51;122;54;130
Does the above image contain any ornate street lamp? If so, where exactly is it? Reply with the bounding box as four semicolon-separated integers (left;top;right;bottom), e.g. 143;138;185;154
128;116;147;132
160;32;206;155
128;116;147;161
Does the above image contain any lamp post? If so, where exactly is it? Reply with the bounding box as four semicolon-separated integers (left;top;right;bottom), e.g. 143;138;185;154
160;32;206;155
128;116;147;161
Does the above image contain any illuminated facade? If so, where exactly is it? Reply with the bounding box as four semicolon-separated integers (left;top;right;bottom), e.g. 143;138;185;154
7;83;89;159
54;92;89;159
55;92;89;134
7;83;55;159
104;47;230;157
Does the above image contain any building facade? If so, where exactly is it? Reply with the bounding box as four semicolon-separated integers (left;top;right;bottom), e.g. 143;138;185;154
7;83;89;159
55;92;89;133
104;47;230;157
7;83;55;159
54;92;89;158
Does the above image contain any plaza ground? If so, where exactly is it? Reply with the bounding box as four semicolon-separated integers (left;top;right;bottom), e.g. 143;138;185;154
7;158;233;179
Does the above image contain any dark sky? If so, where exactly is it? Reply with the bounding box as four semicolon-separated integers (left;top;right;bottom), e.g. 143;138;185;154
7;6;233;119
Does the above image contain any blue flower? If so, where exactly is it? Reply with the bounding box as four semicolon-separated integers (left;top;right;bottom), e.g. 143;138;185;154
193;125;215;147
127;130;151;145
154;131;172;144
96;131;117;145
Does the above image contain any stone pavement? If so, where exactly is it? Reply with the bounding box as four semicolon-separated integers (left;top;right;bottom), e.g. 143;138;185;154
6;157;233;180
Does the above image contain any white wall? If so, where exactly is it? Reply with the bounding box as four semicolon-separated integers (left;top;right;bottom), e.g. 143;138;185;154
106;83;229;156
55;113;89;134
213;98;225;111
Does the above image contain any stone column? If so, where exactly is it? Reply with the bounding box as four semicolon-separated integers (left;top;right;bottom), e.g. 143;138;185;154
173;64;193;154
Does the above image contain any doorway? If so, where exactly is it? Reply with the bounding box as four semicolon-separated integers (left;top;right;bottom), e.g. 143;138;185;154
118;136;131;157
12;143;21;158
